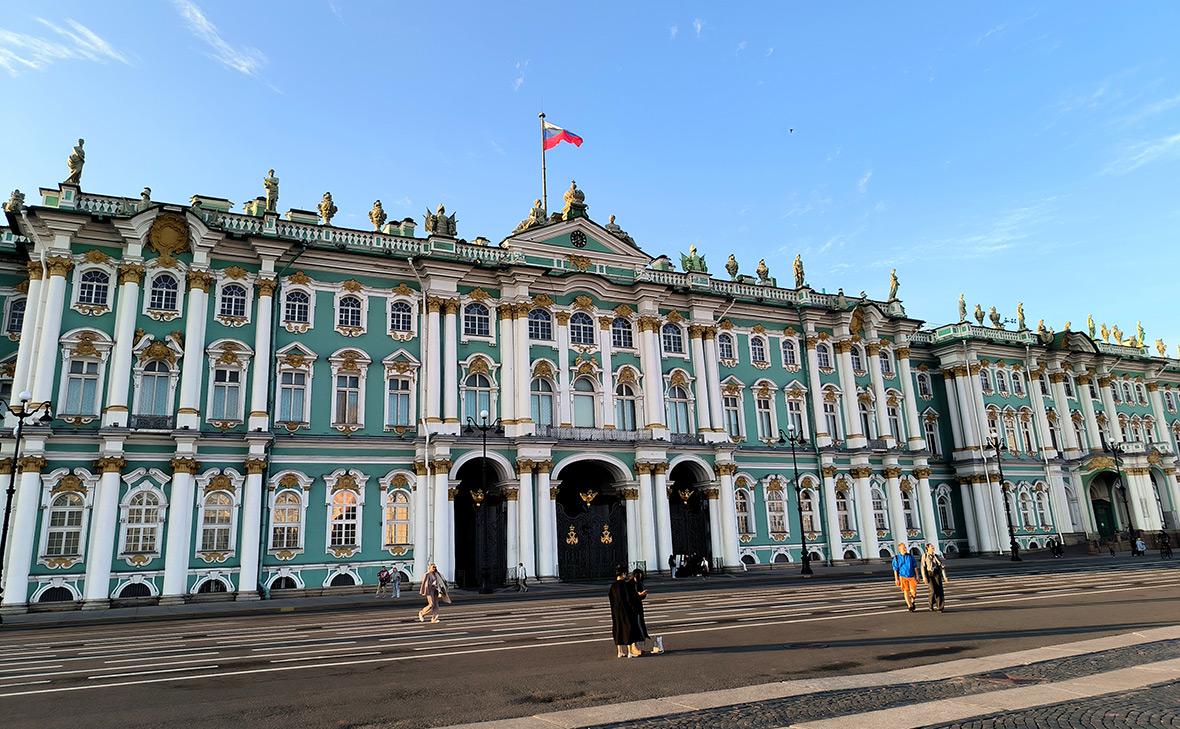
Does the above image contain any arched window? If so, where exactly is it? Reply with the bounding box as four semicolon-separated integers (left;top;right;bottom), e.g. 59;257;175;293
384;491;411;547
389;301;413;332
199;492;233;552
197;578;228;594
46;492;84;556
138;360;171;416
986;407;1000;441
78;269;110;306
1064;375;1076;399
879;349;894;377
284;290;310;323
1035;489;1051;527
1018;490;1035;527
123;491;161;554
901;488;916;530
924;416;941;456
717;333;735;360
823;394;841;441
735;490;753;536
800;488;819;532
1136;383;1148;405
859;400;875;438
766;487;786;534
329;490;359;547
781;339;798;366
936;493;954;530
569;312;595;345
887;404;903;442
1020;413;1035;452
337;295;362;329
1122;381;1134;404
1165;391;1177;411
611;317;633;349
836;489;854;531
615;383;638;431
871;487;888;532
271;491;303;549
665;384;691;434
996;370;1009;395
979;368;993;394
662;324;684;354
750;336;768;364
6;297;25;334
528;309;552;341
219;283;248;318
463;303;490;337
118;582;152;599
1004;414;1019;453
722;391;742;437
851;345;866;373
148;273;179;312
572;377;596;427
530;377;554;427
917;372;933;399
463;372;492;419
816;343;833;370
1012;372;1025;396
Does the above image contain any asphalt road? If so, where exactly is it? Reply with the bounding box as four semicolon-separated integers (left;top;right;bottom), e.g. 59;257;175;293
0;561;1177;729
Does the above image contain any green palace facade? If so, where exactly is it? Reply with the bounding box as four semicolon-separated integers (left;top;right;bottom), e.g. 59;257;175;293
0;169;1179;612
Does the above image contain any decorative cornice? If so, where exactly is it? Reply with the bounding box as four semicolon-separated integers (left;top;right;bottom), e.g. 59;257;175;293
256;277;277;297
244;458;268;475
17;455;47;473
187;270;214;292
170;456;201;474
913;467;932;479
882;466;902;479
849;466;873;479
118;262;145;285
716;462;737;476
94;456;127;474
26;260;43;281
46;256;74;277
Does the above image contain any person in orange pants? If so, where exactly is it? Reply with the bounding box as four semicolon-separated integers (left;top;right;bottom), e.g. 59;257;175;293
891;542;919;612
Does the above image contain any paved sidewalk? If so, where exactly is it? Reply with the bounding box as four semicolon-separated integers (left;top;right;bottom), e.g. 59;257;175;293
447;626;1180;729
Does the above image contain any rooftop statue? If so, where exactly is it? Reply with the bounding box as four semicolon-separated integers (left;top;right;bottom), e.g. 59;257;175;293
958;293;967;323
1037;319;1047;335
1100;323;1110;342
1062;320;1071;332
425;203;458;237
604;214;636;246
725;254;739;280
755;258;770;283
650;254;675;272
1087;314;1096;339
64;138;85;185
1137;321;1145;347
140;187;151;210
989;306;1002;329
1015;302;1025;331
319;192;338;225
973;304;984;325
3;189;25;213
1112;325;1123;345
793;254;805;289
836;288;848;310
369;200;387;231
512;199;547;234
263;169;279;212
1157;339;1167;357
887;268;899;300
680;244;708;273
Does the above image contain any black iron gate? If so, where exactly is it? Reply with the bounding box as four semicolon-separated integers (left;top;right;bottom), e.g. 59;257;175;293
556;500;628;581
669;487;712;559
454;490;508;589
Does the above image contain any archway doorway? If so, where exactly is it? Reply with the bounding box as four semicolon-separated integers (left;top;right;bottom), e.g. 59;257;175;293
1089;472;1128;539
668;462;712;562
554;460;628;581
454;458;509;590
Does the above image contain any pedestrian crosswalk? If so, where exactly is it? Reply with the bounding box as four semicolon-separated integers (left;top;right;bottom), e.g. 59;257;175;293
0;562;1176;700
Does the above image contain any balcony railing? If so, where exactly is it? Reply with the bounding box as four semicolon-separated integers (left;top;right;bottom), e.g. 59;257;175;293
667;432;705;445
534;425;653;442
130;414;175;430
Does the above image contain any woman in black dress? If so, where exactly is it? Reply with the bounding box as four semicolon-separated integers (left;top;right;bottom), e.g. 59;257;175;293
608;565;643;658
630;568;650;648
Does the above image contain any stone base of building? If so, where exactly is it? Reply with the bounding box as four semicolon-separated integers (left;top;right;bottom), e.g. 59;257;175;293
158;595;185;606
235;591;260;602
81;599;110;611
0;604;29;616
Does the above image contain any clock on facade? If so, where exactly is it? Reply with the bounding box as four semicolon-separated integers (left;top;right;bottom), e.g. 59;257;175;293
570;230;587;248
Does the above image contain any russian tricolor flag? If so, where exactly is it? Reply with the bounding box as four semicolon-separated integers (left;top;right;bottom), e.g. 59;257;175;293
542;121;584;150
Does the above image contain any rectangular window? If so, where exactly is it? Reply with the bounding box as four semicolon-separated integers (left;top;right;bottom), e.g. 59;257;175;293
200;510;232;551
278;371;307;422
723;395;742;437
755;398;773;440
335;374;361;424
386;377;412;427
211;368;241;420
64;359;100;415
532;392;555;427
824;402;840;440
787;400;804;437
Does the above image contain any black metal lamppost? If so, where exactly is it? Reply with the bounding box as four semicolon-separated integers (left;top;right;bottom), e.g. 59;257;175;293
774;422;814;576
0;391;54;608
1100;434;1135;538
464;408;502;595
984;429;1022;561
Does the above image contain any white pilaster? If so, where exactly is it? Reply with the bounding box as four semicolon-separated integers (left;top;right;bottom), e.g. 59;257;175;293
517;463;536;576
1049;370;1080;456
11;263;44;399
624;492;640;566
514;303;533;436
805;335;832;447
1078;373;1102;454
1028;367;1058;458
431;463;453;578
599;317;616;429
555;312;571;427
246;279;275;432
653;464;674;569
442;300;459;431
413;464;430;579
425;299;443;425
689;326;712;433
236;459;266;600
885;465;907;548
1148;383;1169;444
821;466;842;559
837;340;865;447
638;316;666;433
0;465;44;609
941;372;965;452
174;271;211;430
29;257;72;404
537;465;557;578
81;458;125;608
896;346;925;450
852;467;879;558
970;480;998;553
867;341;893;447
497;304;517;428
636;465;659;570
915;465;939;553
102;266;143;427
160;455;199;602
717;465;740;567
960;482;981;554
706;489;723;564
506;486;520;571
703;329;726;443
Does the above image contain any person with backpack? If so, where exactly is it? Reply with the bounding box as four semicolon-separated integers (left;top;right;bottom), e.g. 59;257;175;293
376;567;395;598
920;544;948;612
891;542;919;612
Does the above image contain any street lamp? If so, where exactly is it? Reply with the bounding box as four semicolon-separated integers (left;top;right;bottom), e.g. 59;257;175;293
0;391;54;606
984;429;1022;562
1100;434;1135;538
774;423;814;576
464;408;502;595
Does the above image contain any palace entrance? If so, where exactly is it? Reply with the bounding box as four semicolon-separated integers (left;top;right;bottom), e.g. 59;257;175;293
668;461;712;561
453;458;508;590
554;460;628;581
1088;472;1129;539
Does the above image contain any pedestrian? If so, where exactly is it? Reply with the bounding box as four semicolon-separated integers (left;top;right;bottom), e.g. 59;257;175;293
376;566;394;598
920;544;948;612
891;542;919;612
1135;536;1147;557
699;555;710;579
609;565;643;658
630;568;653;651
516;562;529;592
417;562;449;624
668;554;677;579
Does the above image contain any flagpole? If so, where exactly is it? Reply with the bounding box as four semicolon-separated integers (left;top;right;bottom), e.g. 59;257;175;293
539;111;548;216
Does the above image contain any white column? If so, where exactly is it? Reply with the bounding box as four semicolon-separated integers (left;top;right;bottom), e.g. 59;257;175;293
1049;371;1080;455
1148;383;1169;444
506;487;519;571
915;467;939;553
897;347;925;451
1078;374;1102;454
1098;375;1122;444
497;303;516;426
653;463;674;569
706;489;723;564
517;462;536;576
992;480;1013;553
537;465;557;578
1130;469;1162;531
837;340;865;446
941;372;965;452
514;304;532;435
853;468;879;559
1161;465;1180;528
624;492;640;567
82;458;126;608
805;337;832;447
102;265;143;427
867;342;893;446
703;329;726;439
954;370;981;450
885;466;907;547
599;317;616;429
967;364;991;446
174;271;211;430
413;464;429;579
161;458;199;601
821;466;842;559
960;482;981;554
443;300;459;429
425;299;443;426
29;257;72;404
431;462;453;579
11;262;44;399
636;465;659;570
689;326;712;432
639;317;666;431
0;462;45;608
1046;467;1075;532
246;279;275;432
717;466;740;567
236;459;266;600
555;312;571;427
971;479;998;553
1028;369;1058;458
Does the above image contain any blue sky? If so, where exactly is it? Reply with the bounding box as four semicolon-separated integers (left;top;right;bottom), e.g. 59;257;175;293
2;2;1179;348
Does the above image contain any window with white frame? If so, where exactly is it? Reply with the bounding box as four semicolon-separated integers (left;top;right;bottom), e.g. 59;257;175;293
859;400;875;438
1073;412;1089;450
199;491;234;552
1064;375;1076;399
1122;381;1134;403
887;403;903;442
735;489;753;536
464;372;493;419
871;487;888;532
384;491;411;547
137;360;172;416
463;303;490;337
63;359;101;415
662;324;684;354
1136;383;1148;405
755;395;773;440
836;488;854;531
1018;490;1034;527
979;368;993;394
337;295;363;329
528;309;553;341
611;317;633;349
121;490;163;555
1166;390;1177;412
148;273;179;312
572;377;596;427
284;290;310;324
824;397;841;440
800;487;819;532
334;373;361;425
924;415;941;456
615;383;638;430
270;490;303;550
1047;415;1060;451
386;375;412;427
986;407;1000;441
901;488;916;530
879;348;895;377
77;269;111;307
917;371;933;398
786;398;804;437
45;493;85;556
996;369;1009;395
766;486;786;534
279;370;308;423
936;491;954;530
1004;413;1019;452
665;384;692;433
5;297;25;334
1037;374;1049;397
329;490;360;547
1021;414;1035;452
569;312;595;346
210;367;242;421
816;342;833;370
717;333;735;360
1012;372;1025;396
781;338;798;367
1035;488;1051;526
851;344;866;373
532;378;555;427
750;336;768;365
389;301;413;333
219;283;248;319
722;393;742;438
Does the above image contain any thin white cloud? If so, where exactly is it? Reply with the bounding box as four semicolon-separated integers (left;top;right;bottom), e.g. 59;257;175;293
669;24;679;40
874;197;1059;266
1117;93;1180;127
692;18;704;38
736;40;748;53
857;169;873;193
1103;132;1180;175
513;59;528;92
765;47;774;57
327;1;344;23
0;18;129;76
173;0;267;77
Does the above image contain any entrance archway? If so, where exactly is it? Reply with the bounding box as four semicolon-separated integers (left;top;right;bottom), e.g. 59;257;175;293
1089;472;1128;539
668;461;712;562
554;460;628;581
454;458;509;590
